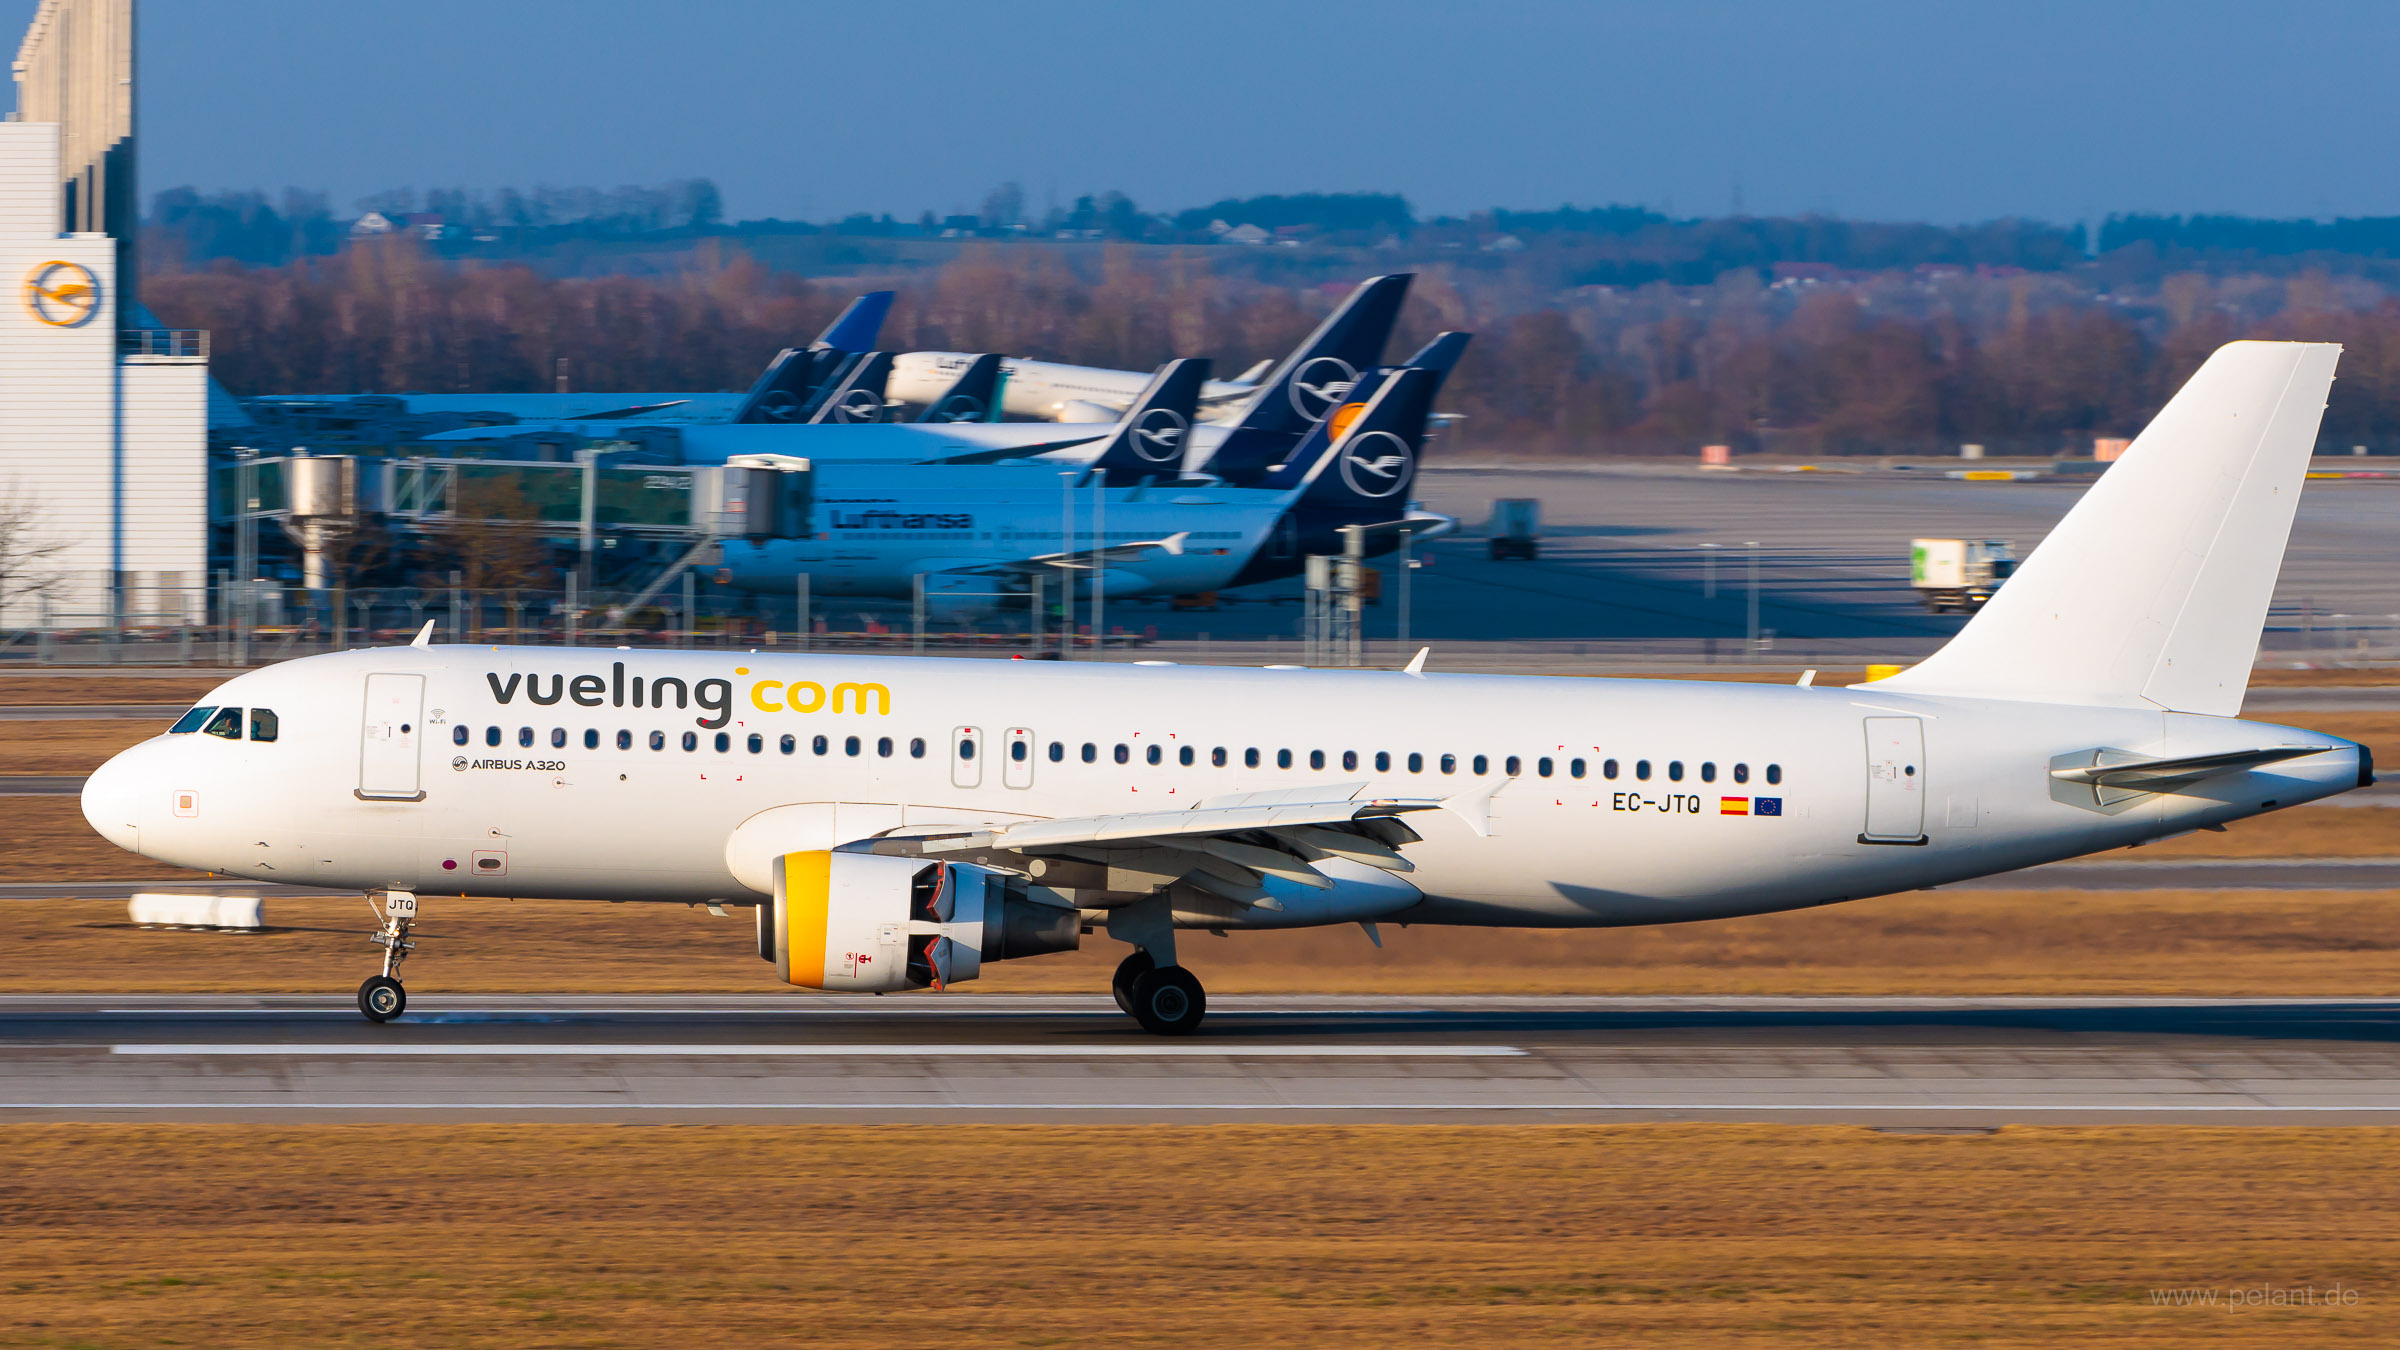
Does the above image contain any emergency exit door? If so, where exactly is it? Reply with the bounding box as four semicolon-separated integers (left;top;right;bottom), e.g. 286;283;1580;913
359;673;427;801
952;726;983;789
1861;716;1926;844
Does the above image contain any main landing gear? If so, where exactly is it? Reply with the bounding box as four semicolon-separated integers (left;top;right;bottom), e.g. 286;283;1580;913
358;891;418;1023
1112;950;1205;1036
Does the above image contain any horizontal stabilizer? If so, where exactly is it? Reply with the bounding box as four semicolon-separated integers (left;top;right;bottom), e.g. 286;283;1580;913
2051;745;2327;790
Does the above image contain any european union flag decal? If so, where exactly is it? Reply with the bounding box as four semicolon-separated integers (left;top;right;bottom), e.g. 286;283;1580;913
1755;797;1783;816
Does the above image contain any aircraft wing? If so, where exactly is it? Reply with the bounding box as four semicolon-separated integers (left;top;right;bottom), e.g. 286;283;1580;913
994;532;1189;573
565;399;691;421
909;782;1454;907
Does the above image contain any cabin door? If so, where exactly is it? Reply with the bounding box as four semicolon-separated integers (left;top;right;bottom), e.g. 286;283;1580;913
359;673;426;801
1861;716;1925;843
1002;727;1036;789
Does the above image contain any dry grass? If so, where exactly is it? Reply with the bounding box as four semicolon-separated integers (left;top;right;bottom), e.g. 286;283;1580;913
0;1123;2392;1347
0;673;235;704
0;799;203;881
11;886;2400;997
0;719;163;774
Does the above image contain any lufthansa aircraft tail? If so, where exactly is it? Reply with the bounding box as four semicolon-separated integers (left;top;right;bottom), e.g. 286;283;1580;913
806;351;895;424
1082;358;1212;485
1200;275;1412;481
912;353;1006;424
732;291;897;423
1262;364;1434;508
1874;340;2340;716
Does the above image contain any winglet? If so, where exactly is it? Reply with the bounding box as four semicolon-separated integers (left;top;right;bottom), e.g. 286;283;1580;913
410;620;435;649
1403;647;1429;676
1797;669;1817;688
1359;921;1383;949
1160;531;1188;557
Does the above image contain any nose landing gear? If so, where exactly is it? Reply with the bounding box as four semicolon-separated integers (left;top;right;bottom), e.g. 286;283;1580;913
357;891;418;1023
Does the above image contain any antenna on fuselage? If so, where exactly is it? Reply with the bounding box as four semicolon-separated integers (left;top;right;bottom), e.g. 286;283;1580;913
410;620;435;649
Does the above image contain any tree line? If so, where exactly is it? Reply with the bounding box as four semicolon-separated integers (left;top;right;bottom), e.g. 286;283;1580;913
145;236;2400;455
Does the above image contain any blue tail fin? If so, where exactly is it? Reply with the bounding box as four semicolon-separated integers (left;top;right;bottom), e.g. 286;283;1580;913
1261;366;1433;506
1082;358;1212;485
814;291;894;352
1399;331;1471;401
1200;274;1411;481
807;352;895;423
912;353;1006;423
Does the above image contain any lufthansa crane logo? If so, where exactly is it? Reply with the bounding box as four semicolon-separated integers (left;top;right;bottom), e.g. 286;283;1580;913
1130;406;1188;463
25;260;99;328
1287;356;1357;422
1337;429;1413;498
828;386;884;423
930;393;986;422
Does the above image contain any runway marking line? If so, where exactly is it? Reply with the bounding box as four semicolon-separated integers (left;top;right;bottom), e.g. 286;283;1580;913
107;1043;1529;1058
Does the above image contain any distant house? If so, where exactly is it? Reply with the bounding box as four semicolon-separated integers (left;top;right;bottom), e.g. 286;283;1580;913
404;213;447;240
1481;233;1525;252
1221;223;1270;246
349;211;396;237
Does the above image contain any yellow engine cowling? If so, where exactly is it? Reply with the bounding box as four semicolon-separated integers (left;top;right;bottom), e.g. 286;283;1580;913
769;850;1078;992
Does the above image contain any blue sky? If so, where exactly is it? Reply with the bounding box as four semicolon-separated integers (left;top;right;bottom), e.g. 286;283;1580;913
13;0;2397;224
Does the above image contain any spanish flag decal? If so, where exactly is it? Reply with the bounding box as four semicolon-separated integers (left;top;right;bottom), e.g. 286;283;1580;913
1720;797;1750;816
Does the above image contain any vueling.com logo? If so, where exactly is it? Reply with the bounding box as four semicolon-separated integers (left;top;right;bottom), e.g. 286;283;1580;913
486;661;890;730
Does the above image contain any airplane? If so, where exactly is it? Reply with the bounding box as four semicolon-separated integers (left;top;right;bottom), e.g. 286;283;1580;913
886;274;1409;427
888;350;1270;423
713;358;1436;616
83;342;2359;1035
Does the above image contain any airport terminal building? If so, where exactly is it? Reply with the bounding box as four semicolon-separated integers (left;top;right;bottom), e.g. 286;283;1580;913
0;0;208;629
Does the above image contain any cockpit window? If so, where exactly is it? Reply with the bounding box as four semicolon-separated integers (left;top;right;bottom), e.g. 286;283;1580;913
169;706;218;735
201;707;243;740
248;708;279;742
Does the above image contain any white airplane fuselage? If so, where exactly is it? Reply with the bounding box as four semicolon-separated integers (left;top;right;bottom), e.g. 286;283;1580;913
891;353;1255;423
83;647;2362;927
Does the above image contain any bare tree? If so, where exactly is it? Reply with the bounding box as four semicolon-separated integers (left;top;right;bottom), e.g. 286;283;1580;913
0;482;72;622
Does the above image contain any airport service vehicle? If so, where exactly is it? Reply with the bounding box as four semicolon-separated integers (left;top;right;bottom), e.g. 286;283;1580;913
1489;498;1541;560
1911;538;2017;613
84;343;2366;1035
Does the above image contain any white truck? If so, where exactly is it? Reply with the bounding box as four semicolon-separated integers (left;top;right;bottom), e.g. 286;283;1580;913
1911;538;2016;613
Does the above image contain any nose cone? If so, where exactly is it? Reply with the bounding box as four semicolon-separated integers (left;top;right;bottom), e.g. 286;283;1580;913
81;746;146;854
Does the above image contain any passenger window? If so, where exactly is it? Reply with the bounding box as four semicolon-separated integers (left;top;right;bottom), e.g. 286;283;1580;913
1440;754;1456;775
1012;740;1029;762
1668;761;1684;782
1766;764;1783;785
1180;746;1195;766
1473;755;1489;775
202;707;243;740
1309;750;1325;770
1636;759;1652;781
1146;745;1162;765
716;732;732;753
1082;743;1098;763
878;737;894;757
584;729;599;750
248;709;279;742
682;732;699;752
1049;742;1065;762
780;734;796;755
169;706;218;735
1342;751;1358;771
617;730;632;750
486;726;501;747
845;736;861;756
1504;756;1519;776
1212;747;1228;767
1571;758;1586;779
1537;757;1553;777
1603;758;1618;780
1277;749;1293;769
1114;744;1130;765
1407;753;1423;773
552;728;567;749
1375;752;1391;772
813;735;829;755
1245;748;1261;768
910;738;925;758
649;731;666;751
747;734;763;754
1733;762;1749;784
1700;761;1715;783
519;727;534;748
453;724;470;746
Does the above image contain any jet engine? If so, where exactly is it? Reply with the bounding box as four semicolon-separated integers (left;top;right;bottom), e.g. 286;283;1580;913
766;850;1079;992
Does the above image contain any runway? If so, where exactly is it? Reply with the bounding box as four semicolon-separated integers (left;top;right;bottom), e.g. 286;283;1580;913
5;994;2397;1125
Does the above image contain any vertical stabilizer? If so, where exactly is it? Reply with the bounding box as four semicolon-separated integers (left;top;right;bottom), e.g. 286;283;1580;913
1873;340;2339;715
